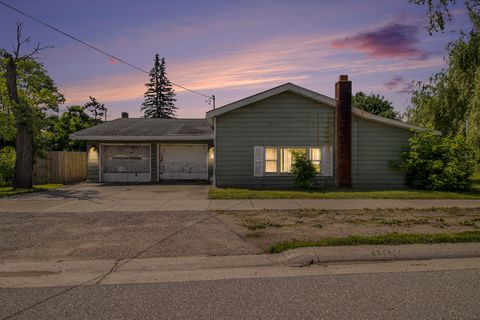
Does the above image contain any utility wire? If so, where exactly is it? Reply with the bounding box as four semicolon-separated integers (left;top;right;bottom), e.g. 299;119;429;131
0;0;214;101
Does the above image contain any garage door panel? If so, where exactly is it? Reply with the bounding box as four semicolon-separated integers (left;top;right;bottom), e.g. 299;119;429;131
102;145;151;183
159;145;207;181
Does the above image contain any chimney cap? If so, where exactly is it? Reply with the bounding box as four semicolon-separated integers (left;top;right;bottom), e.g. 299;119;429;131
121;112;129;118
339;75;349;81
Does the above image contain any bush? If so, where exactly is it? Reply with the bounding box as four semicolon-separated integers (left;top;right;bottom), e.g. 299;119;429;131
291;151;317;190
395;131;476;191
0;146;15;185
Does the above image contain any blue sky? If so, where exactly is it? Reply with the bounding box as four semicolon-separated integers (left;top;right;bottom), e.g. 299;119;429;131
0;0;470;119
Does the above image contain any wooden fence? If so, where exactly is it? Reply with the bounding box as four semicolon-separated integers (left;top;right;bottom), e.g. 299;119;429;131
33;151;86;184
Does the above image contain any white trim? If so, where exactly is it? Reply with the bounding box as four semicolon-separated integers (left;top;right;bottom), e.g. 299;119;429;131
205;82;440;134
213;117;217;187
70;135;213;141
157;143;160;182
99;143;152;183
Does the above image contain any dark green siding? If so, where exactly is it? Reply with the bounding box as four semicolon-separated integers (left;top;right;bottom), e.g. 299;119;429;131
215;92;336;188
352;116;413;188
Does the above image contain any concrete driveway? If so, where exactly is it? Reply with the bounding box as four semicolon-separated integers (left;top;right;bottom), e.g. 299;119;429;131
0;183;211;212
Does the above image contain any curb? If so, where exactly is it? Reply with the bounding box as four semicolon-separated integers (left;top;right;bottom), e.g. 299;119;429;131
275;243;480;266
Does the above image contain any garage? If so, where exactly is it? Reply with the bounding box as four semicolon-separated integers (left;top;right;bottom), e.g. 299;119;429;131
159;144;208;181
101;144;151;182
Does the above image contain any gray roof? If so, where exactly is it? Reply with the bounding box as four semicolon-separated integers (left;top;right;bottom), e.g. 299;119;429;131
70;118;213;141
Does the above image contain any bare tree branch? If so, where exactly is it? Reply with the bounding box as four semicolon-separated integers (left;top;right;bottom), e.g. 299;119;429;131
12;22;52;60
20;42;54;59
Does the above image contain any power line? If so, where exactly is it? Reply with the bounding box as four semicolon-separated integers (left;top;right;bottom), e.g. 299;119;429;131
0;0;214;101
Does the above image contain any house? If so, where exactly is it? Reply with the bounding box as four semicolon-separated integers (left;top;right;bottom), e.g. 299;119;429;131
71;75;432;188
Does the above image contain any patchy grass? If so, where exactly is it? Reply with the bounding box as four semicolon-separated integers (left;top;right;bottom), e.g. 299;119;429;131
210;187;480;200
0;184;63;198
268;230;480;253
242;217;281;230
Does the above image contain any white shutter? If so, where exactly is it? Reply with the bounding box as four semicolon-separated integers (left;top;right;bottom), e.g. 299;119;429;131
321;146;333;176
254;146;264;177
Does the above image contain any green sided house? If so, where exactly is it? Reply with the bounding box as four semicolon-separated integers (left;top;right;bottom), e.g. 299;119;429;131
71;75;435;188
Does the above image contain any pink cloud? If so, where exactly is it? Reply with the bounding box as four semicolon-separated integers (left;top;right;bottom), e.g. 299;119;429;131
107;58;118;64
331;23;429;60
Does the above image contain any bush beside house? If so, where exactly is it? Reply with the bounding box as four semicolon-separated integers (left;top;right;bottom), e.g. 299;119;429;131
395;131;477;191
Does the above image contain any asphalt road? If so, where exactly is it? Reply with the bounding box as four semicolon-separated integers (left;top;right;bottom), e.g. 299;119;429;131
1;268;479;320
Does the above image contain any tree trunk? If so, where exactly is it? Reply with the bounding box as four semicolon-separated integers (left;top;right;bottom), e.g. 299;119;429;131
5;55;35;188
13;125;34;188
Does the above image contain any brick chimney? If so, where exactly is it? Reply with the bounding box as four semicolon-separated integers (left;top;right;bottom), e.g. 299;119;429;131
121;112;129;118
335;75;352;188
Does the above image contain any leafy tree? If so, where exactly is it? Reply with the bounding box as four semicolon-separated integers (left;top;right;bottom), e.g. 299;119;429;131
393;131;476;191
407;1;480;149
0;146;15;185
46;105;95;151
84;96;106;124
291;151;317;190
1;24;64;188
409;0;479;34
141;54;177;118
353;92;401;120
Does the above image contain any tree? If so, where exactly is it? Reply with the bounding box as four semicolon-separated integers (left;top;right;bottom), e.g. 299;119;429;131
1;23;64;188
46;105;96;151
407;1;480;149
352;92;401;120
409;0;479;34
84;96;106;124
392;131;476;191
141;54;177;118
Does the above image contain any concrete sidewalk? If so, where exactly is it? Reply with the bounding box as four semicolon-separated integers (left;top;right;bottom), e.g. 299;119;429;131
1;198;480;213
1;243;480;288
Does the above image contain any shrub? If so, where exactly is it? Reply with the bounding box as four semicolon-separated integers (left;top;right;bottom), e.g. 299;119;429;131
394;131;476;191
0;146;15;185
291;151;317;190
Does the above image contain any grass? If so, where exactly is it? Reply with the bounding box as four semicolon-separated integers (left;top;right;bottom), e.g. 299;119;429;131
268;230;480;253
0;184;63;198
209;187;480;200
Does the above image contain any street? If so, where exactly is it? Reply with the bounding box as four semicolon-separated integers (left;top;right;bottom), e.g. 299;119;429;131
1;264;479;320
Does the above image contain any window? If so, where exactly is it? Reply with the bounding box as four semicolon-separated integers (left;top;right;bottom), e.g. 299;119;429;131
265;147;278;173
280;148;306;173
309;148;321;173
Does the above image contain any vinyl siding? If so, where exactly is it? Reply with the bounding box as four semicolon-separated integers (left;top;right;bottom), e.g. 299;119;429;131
215;92;336;188
352;116;413;188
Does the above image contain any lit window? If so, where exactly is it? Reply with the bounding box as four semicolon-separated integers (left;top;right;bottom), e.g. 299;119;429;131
309;148;321;173
265;147;278;173
280;148;306;173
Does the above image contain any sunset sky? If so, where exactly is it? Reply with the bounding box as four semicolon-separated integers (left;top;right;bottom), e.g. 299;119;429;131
0;0;470;119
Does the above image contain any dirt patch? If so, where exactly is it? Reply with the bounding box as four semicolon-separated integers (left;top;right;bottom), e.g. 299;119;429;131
217;207;480;252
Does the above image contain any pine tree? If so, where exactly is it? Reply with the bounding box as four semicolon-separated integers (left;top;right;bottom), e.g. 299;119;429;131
141;54;177;118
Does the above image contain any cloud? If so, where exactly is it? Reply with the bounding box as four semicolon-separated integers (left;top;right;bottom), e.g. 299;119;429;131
60;31;443;106
384;75;414;94
107;58;118;65
331;23;429;60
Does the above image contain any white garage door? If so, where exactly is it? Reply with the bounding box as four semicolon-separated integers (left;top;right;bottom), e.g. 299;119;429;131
101;144;151;183
159;144;208;180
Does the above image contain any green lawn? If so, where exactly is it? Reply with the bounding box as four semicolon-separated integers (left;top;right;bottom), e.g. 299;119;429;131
209;187;480;200
0;184;63;198
268;230;480;253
